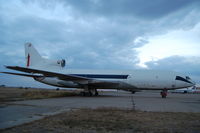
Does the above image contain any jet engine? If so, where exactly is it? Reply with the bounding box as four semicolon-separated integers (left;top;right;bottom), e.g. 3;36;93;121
42;58;66;68
57;59;65;68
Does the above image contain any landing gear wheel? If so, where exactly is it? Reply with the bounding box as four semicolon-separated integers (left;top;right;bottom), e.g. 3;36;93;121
131;91;136;94
80;91;94;97
95;89;99;96
161;94;166;98
160;90;167;98
89;91;93;96
80;87;99;97
80;91;86;96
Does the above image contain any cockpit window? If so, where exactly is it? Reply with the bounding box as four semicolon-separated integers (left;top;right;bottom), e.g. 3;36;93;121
176;76;192;84
186;76;191;80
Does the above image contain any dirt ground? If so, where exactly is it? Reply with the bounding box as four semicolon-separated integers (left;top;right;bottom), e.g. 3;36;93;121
1;87;200;133
1;108;200;133
0;87;78;102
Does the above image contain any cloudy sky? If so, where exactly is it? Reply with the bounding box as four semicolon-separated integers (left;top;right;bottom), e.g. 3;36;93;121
0;0;200;88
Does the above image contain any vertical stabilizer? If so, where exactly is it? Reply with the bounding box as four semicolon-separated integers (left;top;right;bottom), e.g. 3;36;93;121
24;43;43;67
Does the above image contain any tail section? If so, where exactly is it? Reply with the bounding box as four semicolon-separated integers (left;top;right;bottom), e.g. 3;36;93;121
25;43;43;67
24;43;65;68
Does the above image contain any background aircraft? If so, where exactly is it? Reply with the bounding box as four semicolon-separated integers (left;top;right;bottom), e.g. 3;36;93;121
1;43;195;98
169;86;200;93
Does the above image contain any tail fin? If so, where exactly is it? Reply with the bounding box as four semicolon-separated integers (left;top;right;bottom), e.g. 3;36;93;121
24;43;66;68
24;43;43;67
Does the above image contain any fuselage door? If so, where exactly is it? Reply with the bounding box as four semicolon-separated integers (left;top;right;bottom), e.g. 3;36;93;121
172;78;176;88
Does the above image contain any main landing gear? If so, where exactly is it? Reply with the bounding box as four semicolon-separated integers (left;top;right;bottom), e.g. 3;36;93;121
80;89;99;96
160;89;168;98
131;91;136;94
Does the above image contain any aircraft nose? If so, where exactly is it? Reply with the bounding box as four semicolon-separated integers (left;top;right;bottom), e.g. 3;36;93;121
191;80;196;86
186;78;196;87
175;76;195;88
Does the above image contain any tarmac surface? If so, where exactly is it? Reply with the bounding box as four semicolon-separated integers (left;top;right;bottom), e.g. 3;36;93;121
0;91;200;129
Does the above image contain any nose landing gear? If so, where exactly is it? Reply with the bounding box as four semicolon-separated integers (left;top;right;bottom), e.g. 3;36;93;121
160;89;168;98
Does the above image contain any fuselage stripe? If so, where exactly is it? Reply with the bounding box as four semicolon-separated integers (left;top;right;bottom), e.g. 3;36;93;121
71;74;129;79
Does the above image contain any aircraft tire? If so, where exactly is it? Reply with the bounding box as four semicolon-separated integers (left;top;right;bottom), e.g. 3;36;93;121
80;92;86;96
131;91;136;94
95;91;98;96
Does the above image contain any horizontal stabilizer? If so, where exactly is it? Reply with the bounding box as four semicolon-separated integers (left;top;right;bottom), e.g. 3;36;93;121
0;72;43;78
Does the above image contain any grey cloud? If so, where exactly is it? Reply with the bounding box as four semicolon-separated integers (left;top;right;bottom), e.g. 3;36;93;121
0;0;199;67
145;56;200;78
1;17;67;43
0;12;140;70
63;0;200;19
0;0;200;87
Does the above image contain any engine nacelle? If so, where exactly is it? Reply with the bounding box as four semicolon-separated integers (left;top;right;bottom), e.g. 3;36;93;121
57;59;65;68
39;59;66;68
34;77;79;88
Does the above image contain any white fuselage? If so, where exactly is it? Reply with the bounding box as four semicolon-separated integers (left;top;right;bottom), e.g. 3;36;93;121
34;67;195;91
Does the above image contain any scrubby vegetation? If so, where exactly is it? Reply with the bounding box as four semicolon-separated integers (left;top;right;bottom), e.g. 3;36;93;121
1;108;200;133
0;87;78;102
21;89;78;99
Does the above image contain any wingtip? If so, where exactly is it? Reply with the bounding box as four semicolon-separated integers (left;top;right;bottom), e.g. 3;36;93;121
4;66;19;69
4;66;11;69
0;72;8;74
4;65;13;68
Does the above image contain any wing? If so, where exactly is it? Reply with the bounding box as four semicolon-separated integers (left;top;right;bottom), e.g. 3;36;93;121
5;66;89;81
4;66;119;87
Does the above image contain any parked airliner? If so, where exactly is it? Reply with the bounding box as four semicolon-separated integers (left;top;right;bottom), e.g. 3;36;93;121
1;43;195;98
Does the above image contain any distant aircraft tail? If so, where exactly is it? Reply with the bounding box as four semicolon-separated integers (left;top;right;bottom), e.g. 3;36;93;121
24;43;65;68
